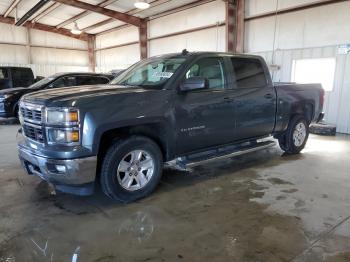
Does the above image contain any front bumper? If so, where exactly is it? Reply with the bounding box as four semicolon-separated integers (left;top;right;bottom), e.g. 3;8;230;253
0;101;14;118
18;146;97;195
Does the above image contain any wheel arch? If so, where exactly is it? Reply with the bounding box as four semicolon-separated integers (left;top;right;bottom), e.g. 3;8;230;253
96;123;172;170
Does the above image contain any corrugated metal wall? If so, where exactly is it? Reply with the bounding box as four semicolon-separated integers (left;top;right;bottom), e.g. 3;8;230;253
245;0;350;134
0;24;89;77
95;0;226;72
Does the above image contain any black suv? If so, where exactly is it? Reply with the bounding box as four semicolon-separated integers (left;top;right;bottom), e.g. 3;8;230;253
0;67;35;90
0;72;113;118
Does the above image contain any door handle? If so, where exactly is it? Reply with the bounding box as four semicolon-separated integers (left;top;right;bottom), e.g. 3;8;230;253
223;97;234;103
264;93;273;99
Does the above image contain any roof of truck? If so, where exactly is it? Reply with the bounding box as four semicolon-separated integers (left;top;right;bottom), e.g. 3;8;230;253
151;51;263;60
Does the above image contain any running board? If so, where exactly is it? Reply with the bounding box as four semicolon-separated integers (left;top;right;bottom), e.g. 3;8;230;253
167;140;276;170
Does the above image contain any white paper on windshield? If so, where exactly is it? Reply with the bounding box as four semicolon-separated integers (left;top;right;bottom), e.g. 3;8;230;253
153;72;174;78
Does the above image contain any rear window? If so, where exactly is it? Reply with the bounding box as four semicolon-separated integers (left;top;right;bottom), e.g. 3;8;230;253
12;68;33;87
231;58;267;89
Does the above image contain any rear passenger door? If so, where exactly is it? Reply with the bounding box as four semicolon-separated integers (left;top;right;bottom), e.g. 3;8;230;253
175;56;236;154
229;57;276;140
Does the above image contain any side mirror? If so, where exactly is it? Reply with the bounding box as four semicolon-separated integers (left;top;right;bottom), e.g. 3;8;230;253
180;77;208;91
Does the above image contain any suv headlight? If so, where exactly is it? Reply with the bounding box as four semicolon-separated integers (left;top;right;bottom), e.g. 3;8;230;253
45;108;79;126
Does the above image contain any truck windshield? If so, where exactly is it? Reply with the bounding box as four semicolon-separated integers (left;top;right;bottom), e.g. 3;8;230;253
110;57;186;88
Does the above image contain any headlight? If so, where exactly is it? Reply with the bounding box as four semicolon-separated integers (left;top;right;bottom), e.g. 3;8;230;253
47;128;80;145
46;108;79;125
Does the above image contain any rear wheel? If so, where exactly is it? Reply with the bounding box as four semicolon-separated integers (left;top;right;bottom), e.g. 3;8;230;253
100;136;163;202
278;115;309;154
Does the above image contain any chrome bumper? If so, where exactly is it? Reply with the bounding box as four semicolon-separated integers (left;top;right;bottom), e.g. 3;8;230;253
18;146;97;186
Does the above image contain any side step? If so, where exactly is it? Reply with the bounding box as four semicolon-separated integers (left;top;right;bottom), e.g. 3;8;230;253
167;139;276;170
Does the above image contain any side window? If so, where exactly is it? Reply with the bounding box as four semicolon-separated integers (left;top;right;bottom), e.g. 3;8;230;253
75;76;91;86
94;77;110;84
0;69;8;79
76;76;110;85
231;58;267;89
50;76;76;88
185;58;225;89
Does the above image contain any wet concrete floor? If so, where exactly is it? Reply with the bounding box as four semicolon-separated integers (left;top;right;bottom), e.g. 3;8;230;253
1;124;350;261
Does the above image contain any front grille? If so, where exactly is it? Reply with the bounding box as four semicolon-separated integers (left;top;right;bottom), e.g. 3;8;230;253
20;102;45;143
23;124;45;143
20;106;42;123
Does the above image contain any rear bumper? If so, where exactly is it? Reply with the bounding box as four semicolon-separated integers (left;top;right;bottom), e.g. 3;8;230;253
18;146;97;195
0;102;14;118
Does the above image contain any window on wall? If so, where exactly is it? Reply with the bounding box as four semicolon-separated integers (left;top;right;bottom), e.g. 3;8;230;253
291;58;336;91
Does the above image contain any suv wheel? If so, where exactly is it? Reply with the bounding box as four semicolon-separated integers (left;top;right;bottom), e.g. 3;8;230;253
278;115;309;154
100;136;163;202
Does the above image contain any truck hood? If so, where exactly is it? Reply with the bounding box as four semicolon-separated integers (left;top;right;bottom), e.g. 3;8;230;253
22;85;154;105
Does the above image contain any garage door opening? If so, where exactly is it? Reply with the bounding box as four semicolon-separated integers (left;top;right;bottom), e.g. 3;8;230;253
291;58;336;91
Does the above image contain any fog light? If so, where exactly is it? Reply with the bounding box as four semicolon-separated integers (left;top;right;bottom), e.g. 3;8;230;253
55;165;66;173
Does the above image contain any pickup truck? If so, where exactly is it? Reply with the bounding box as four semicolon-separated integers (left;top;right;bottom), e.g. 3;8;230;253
0;72;113;118
17;51;324;202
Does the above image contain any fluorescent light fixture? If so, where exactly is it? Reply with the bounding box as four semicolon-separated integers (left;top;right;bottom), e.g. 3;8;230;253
134;0;150;9
71;22;82;35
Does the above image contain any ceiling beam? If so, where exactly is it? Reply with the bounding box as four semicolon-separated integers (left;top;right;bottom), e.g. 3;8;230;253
31;2;61;23
0;15;90;41
53;0;143;27
93;0;171;34
16;0;50;26
3;0;22;18
56;0;118;29
96;0;214;35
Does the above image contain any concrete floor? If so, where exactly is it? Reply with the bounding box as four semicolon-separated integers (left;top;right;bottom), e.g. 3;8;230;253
1;124;350;262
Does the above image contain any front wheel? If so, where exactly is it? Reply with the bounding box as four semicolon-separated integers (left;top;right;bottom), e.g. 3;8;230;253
278;115;309;154
100;136;163;203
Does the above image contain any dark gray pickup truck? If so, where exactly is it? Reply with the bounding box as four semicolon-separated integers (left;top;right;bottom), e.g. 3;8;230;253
17;51;324;202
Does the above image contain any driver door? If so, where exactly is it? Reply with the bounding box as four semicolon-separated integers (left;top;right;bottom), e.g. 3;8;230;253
175;56;236;155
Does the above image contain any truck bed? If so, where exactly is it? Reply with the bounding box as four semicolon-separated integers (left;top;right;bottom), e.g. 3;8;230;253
273;82;324;134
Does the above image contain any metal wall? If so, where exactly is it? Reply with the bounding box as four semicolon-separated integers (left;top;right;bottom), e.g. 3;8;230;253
245;0;350;134
95;0;226;72
0;24;89;77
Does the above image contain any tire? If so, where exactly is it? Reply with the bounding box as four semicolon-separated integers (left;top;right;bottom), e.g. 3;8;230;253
100;136;163;203
278;115;309;154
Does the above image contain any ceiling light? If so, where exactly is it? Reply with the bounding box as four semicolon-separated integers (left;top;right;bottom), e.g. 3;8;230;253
134;0;150;9
71;22;82;35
